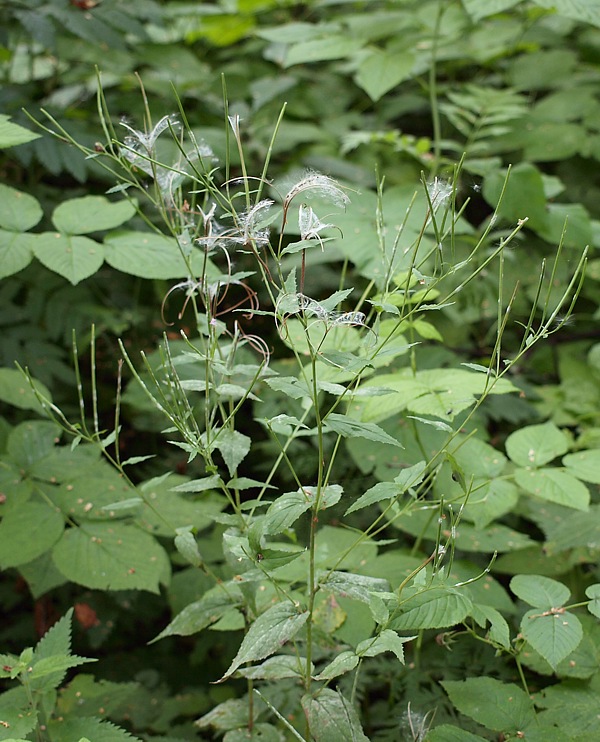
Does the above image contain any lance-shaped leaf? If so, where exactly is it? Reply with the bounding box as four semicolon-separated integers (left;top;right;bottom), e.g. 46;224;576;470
219;601;309;681
262;490;312;535
152;583;244;642
324;413;402;447
356;629;413;663
346;460;426;514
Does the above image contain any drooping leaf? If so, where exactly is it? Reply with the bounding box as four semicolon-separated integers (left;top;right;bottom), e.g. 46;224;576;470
442;677;536;734
302;689;369;742
152;583;244;641
52;522;170;593
324;413;402;446
220;601;309;680
470;604;511;650
520;609;583;670
33;232;104;285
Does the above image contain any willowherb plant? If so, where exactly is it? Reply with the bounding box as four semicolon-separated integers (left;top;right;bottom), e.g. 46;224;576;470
18;83;594;742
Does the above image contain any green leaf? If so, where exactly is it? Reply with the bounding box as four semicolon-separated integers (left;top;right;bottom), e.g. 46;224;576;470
302;689;369;742
322;571;389;603
324;413;402;446
224;723;284;742
152;583;244;641
390;587;472;630
356;629;412;662
533;0;600;28
427;725;488;742
483;162;547;232
0;501;64;568
442;677;536;734
585;584;600;618
52;196;136;235
52;522;170;593
0;115;41;148
284;36;363;67
462;0;521;20
562;450;600;484
174;527;202;567
33;233;104;285
514;467;589;510
104;231;205;279
29;653;95;680
0;706;37;741
510;574;570;608
470;604;511;650
220;601;309;680
520;609;583;670
313;651;359;681
46;717;140;742
214;429;251;477
536;674;600;736
505;422;568;467
0;369;53;413
354;50;415;101
345;461;426;515
196;698;256;732
262;490;312;535
236;655;309;680
0;231;37;278
0;184;43;231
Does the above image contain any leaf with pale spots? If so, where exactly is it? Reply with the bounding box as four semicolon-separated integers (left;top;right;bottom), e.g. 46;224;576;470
218;601;309;681
520;609;583;670
52;522;170;593
33;233;104;285
505;422;568;468
442;677;536;734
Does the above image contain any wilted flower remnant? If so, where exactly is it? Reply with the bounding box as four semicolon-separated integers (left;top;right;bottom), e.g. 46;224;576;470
298;204;335;249
120;115;214;205
283;171;350;214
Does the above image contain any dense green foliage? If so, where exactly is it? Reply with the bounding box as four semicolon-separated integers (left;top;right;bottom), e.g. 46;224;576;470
1;1;600;740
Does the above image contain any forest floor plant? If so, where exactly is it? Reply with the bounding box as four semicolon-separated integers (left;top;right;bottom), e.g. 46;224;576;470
2;78;598;742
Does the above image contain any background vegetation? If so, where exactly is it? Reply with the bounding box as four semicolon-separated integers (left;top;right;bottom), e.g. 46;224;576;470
1;1;600;740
